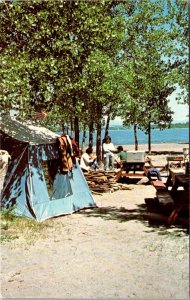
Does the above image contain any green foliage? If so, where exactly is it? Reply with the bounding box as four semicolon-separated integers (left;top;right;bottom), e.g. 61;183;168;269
118;0;187;134
0;0;188;148
0;1;119;112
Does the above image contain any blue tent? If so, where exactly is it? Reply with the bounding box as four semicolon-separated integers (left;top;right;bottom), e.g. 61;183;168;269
0;116;96;222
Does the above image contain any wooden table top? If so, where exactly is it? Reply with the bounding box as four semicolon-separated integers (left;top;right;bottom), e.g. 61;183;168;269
169;167;185;175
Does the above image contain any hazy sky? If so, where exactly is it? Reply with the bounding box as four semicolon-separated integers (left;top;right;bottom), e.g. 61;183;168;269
168;95;189;122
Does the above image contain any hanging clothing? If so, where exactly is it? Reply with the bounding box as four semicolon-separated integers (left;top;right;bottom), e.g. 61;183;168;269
71;139;79;158
57;135;73;174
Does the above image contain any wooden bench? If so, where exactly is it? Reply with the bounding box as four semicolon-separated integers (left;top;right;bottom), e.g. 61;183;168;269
115;171;146;181
151;180;167;191
144;188;188;227
167;188;189;225
156;190;175;214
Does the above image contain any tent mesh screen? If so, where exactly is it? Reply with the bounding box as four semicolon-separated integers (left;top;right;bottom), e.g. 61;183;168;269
41;160;54;197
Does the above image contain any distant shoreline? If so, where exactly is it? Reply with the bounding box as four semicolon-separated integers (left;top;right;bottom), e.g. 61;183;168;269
108;123;189;130
92;142;189;154
108;127;189;131
80;127;189;146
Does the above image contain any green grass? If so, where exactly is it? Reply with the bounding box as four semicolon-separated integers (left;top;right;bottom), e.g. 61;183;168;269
0;208;54;243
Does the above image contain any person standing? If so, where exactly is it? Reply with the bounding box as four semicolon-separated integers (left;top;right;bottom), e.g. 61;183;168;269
102;136;116;171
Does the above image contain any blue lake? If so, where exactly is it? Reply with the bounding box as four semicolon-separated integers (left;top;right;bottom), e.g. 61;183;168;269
79;127;189;146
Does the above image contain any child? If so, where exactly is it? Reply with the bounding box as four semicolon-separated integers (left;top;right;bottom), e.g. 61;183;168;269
115;146;128;170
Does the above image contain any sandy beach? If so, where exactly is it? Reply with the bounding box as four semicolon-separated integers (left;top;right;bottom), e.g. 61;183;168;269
90;142;188;152
0;143;189;299
122;142;188;152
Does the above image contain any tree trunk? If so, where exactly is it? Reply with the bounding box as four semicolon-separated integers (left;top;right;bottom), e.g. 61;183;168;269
62;122;66;134
81;124;87;153
72;95;80;145
61;122;69;134
134;123;138;150
104;113;110;139
89;120;94;147
70;118;74;133
66;123;69;134
102;113;111;160
96;121;102;163
148;121;151;153
74;116;79;146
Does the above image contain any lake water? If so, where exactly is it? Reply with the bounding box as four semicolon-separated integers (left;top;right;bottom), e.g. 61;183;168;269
79;127;189;146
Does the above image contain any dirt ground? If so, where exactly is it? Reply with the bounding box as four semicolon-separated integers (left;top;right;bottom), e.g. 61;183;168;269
1;145;189;299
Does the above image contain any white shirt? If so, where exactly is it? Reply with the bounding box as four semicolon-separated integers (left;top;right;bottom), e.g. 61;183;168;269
103;142;116;157
80;153;94;171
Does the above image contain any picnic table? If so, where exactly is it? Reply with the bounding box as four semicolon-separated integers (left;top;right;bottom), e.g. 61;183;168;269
166;167;189;225
166;167;185;187
115;162;146;180
171;173;189;192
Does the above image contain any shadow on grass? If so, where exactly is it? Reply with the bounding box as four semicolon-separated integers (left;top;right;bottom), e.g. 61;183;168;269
79;203;189;236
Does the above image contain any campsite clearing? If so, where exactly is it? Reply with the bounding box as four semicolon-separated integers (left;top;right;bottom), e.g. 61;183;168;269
1;153;189;299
